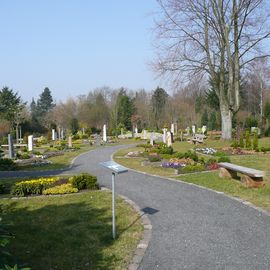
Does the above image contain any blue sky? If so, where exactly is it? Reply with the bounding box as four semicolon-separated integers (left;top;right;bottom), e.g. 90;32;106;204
0;1;161;102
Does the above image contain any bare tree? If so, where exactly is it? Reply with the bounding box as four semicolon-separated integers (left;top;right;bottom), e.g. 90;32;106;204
154;0;270;139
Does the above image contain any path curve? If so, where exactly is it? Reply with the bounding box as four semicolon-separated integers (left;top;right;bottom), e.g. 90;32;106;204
2;145;270;269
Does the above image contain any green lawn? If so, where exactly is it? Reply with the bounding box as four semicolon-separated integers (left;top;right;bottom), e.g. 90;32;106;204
0;191;143;270
18;144;94;171
114;138;270;212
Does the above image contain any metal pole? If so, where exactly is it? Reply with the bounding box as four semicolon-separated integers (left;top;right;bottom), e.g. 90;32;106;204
112;172;116;239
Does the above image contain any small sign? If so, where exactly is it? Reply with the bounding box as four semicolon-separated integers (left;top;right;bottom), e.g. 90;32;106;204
100;161;128;174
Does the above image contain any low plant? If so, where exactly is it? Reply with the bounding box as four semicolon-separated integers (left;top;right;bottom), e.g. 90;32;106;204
253;131;259;150
0;159;18;171
0;183;5;194
205;158;217;166
174;151;199;162
157;145;174;155
179;164;205;174
43;184;78;195
148;155;162;162
217;156;231;163
11;177;59;196
69;173;98;190
207;163;220;170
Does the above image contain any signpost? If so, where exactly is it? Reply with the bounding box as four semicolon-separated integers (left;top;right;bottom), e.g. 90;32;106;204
100;161;128;239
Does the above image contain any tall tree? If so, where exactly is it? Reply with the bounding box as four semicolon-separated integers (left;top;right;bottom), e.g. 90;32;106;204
151;87;168;129
154;0;270;139
115;88;135;130
0;87;24;130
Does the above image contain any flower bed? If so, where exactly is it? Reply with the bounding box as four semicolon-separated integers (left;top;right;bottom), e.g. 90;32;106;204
195;147;217;155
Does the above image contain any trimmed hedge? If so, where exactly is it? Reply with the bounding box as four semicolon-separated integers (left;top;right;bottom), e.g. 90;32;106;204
43;184;78;195
0;158;17;171
69;173;98;190
11;177;59;196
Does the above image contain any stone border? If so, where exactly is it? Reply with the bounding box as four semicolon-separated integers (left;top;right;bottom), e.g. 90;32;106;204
111;152;270;217
101;187;152;270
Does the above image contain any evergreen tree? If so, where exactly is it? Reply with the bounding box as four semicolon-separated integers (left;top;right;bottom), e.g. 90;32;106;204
0;86;24;128
208;112;217;130
115;88;135;130
151;87;168;130
201;109;208;126
36;87;55;117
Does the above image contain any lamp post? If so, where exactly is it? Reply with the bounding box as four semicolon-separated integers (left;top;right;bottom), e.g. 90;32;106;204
100;161;128;239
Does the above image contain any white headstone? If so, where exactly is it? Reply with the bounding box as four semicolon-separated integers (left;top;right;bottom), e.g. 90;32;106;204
202;126;207;134
175;123;178;135
186;127;190;135
68;136;72;148
103;124;107;142
163;128;167;143
61;129;64;140
150;133;154;146
143;130;147;140
82;127;85;135
58;127;61;140
28;135;33;151
121;128;124;136
171;123;175;135
135;126;138;134
166;131;172;147
52;129;56;141
192;125;196;135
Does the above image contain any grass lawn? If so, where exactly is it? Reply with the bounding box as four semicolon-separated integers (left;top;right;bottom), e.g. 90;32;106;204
114;138;270;212
0;190;143;270
18;144;94;171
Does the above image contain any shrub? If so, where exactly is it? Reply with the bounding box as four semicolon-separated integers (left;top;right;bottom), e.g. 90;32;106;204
0;183;5;194
180;164;205;173
245;130;251;148
239;134;244;148
157;145;174;155
231;140;239;148
207;163;220;170
253;131;259;150
69;173;98;190
11;177;59;196
173;151;199;162
17;153;31;160
148;155;162;162
217;156;231;163
43;184;78;195
205;158;217;166
0;159;18;171
213;151;226;157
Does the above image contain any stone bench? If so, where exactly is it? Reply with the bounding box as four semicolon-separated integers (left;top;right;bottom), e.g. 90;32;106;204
218;162;265;188
191;134;206;144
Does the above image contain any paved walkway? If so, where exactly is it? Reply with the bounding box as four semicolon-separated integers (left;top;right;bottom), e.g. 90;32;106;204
1;145;270;269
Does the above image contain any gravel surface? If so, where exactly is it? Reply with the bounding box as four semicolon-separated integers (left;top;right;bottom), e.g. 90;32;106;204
1;145;270;270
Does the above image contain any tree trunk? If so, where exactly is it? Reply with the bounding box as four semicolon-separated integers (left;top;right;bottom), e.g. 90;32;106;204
220;107;232;140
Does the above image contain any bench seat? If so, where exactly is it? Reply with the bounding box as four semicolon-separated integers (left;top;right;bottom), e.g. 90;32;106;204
218;162;265;188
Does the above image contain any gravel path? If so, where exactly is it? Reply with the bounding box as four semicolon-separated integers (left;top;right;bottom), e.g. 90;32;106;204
1;145;270;270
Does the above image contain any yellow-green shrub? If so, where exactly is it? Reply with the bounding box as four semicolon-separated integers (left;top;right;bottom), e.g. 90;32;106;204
43;184;78;195
11;177;59;196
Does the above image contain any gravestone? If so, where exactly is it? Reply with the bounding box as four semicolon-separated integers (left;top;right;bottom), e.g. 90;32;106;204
61;129;64;140
8;134;14;159
28;135;33;151
166;131;172;147
68;136;72;148
82;127;85;135
175;123;178;135
135;126;138;134
52;129;56;141
163;128;167;143
202;125;207;134
171;123;175;135
150;133;154;146
192;125;196;135
121;128;124;136
103;124;107;142
143;130;147;140
186;127;190;135
58;127;61;140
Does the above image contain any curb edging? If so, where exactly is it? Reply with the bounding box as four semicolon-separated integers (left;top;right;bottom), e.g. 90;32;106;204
101;187;152;270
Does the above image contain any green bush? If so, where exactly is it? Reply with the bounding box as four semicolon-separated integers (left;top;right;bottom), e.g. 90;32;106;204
245;130;251;148
253;131;259;150
231;141;239;148
157;145;174;155
217;156;231;163
148;155;162;162
180;164;205;173
239;134;244;148
0;159;18;171
69;173;98;190
17;153;31;160
206;158;217;166
261;147;270;153
213;151;226;157
173;150;199;161
43;184;78;195
0;183;5;194
11;177;59;196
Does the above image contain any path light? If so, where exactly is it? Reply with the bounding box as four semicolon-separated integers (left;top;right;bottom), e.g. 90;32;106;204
100;161;128;239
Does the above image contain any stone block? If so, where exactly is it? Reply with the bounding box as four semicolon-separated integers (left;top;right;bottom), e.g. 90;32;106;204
240;175;265;188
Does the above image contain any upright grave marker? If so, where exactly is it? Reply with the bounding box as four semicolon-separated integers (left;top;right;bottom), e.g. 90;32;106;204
103;124;107;142
68;136;72;148
171;123;175;135
28;135;33;151
163;128;167;143
52;129;56;141
166;131;172;147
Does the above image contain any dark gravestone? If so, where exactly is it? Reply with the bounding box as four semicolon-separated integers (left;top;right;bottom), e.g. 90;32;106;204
8;134;14;159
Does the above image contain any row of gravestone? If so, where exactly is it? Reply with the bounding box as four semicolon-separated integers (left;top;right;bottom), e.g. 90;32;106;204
3;133;73;159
